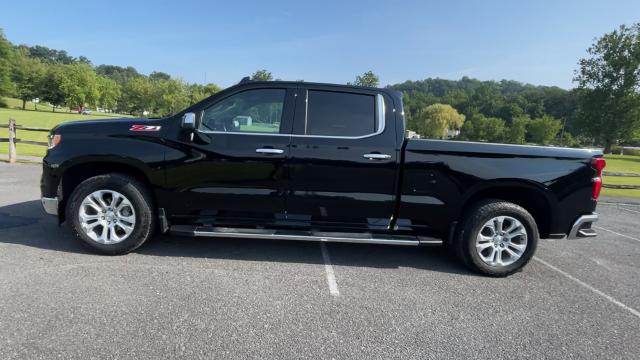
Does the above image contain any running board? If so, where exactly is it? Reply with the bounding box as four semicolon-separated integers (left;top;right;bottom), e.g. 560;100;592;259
170;225;442;246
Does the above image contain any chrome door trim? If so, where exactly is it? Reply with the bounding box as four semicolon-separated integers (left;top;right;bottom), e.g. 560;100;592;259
363;153;392;160
256;148;284;154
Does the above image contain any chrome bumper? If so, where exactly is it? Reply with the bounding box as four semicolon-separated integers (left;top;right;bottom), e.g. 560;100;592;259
567;213;598;239
41;197;58;216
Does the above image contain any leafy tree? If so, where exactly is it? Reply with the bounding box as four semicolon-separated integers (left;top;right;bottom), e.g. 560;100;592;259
505;115;529;144
459;113;505;143
96;76;120;110
149;71;171;81
527;115;562;145
350;71;380;87
414;103;465;138
59;63;99;110
40;64;66;111
251;69;273;81
19;44;77;64
123;77;154;115
11;49;46;109
574;23;640;152
187;83;222;104
0;30;14;99
152;78;189;116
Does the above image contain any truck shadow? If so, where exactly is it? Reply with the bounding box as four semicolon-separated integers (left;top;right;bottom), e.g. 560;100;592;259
0;200;475;276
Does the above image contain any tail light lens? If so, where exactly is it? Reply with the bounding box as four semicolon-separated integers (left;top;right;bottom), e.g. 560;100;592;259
591;157;606;200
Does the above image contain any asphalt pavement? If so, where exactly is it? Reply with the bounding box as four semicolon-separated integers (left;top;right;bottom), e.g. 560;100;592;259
1;162;638;359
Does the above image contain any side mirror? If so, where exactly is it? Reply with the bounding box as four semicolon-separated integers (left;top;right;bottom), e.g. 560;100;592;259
181;112;197;130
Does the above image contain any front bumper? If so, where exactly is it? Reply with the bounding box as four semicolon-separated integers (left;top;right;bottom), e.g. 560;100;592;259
567;213;598;239
41;197;58;216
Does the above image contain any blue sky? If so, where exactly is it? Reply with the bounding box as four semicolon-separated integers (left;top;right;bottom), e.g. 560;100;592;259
1;0;639;88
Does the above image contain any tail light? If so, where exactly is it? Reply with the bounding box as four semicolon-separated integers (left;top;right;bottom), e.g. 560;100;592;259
591;157;606;200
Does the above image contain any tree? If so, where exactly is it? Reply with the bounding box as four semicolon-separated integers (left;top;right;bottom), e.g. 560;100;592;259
527;115;562;145
505;115;529;144
96;76;120;110
41;64;66;112
0;30;13;99
152;78;189;116
11;49;46;109
251;69;273;81
574;23;640;152
459;113;505;143
123;76;154;115
414;103;465;138
59;63;99;110
149;71;171;81
350;71;379;87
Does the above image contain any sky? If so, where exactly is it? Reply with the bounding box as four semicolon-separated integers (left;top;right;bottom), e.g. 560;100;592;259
1;0;639;89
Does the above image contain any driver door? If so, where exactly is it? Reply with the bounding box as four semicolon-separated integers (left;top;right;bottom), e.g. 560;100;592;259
164;85;295;227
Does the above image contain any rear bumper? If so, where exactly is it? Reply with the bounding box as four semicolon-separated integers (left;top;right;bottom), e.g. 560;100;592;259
41;197;58;216
567;213;598;239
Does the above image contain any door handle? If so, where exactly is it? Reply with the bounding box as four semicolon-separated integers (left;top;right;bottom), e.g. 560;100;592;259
363;153;391;160
256;148;284;154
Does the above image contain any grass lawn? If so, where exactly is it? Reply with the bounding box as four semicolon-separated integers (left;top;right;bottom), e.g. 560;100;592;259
601;154;640;198
0;99;131;157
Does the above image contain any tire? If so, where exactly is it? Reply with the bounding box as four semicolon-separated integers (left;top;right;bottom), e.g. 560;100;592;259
66;173;156;255
453;199;538;277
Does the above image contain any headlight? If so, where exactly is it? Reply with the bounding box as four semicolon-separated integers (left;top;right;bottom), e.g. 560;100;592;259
48;134;61;149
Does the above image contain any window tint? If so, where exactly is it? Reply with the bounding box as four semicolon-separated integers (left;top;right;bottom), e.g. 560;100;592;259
201;89;285;133
306;91;376;137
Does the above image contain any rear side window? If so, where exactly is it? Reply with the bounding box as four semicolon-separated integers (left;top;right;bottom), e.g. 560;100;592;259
305;91;376;137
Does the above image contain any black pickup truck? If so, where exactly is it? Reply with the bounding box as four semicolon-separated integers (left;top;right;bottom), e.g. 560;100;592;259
41;80;605;276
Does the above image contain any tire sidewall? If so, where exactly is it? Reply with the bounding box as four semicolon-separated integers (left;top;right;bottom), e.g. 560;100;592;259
462;202;538;276
67;174;154;254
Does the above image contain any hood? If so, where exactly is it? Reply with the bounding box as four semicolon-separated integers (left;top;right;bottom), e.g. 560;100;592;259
51;117;164;135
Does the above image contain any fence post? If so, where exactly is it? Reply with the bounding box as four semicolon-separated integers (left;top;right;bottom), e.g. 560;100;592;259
8;118;16;163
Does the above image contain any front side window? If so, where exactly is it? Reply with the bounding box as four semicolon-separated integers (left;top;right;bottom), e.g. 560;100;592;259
306;91;376;137
201;89;285;133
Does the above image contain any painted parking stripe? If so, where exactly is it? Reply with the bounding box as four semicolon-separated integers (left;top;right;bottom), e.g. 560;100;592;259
534;257;640;319
619;206;640;215
320;243;339;297
594;226;640;243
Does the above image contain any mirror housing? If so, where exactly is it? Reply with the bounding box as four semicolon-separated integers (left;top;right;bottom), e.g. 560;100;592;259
181;112;197;130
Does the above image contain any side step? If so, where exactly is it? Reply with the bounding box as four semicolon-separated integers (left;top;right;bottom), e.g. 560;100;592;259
170;225;442;246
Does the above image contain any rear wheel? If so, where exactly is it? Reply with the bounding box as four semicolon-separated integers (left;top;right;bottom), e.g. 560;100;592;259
454;199;538;277
66;174;155;254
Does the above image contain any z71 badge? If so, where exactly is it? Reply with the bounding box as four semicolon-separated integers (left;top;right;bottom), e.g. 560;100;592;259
130;125;161;132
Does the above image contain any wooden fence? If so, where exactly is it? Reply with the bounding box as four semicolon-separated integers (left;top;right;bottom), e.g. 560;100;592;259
0;118;50;163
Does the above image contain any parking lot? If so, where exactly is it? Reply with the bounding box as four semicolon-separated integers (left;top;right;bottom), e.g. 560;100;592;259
1;162;639;359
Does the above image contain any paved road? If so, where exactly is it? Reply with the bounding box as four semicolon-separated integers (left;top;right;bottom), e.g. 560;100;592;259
1;163;639;359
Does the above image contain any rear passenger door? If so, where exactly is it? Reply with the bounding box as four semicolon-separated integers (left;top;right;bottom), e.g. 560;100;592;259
286;86;399;230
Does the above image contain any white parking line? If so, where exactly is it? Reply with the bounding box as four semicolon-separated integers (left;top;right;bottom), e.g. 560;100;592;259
619;206;640;215
320;243;339;297
594;226;640;243
534;257;640;319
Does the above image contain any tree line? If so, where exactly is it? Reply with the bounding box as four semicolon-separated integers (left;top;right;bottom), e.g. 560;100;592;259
0;31;224;117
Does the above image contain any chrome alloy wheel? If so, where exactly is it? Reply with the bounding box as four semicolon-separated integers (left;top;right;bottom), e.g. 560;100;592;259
78;190;136;244
475;216;528;267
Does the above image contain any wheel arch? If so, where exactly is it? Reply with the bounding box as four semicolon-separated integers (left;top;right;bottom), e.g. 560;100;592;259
59;160;157;223
457;179;556;239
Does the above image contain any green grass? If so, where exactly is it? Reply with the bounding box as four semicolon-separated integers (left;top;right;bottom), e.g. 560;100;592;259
239;123;279;133
2;97;62;112
601;154;640;198
0;98;131;157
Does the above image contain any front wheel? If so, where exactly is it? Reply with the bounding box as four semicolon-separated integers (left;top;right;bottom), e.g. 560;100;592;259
453;199;538;277
66;174;156;255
